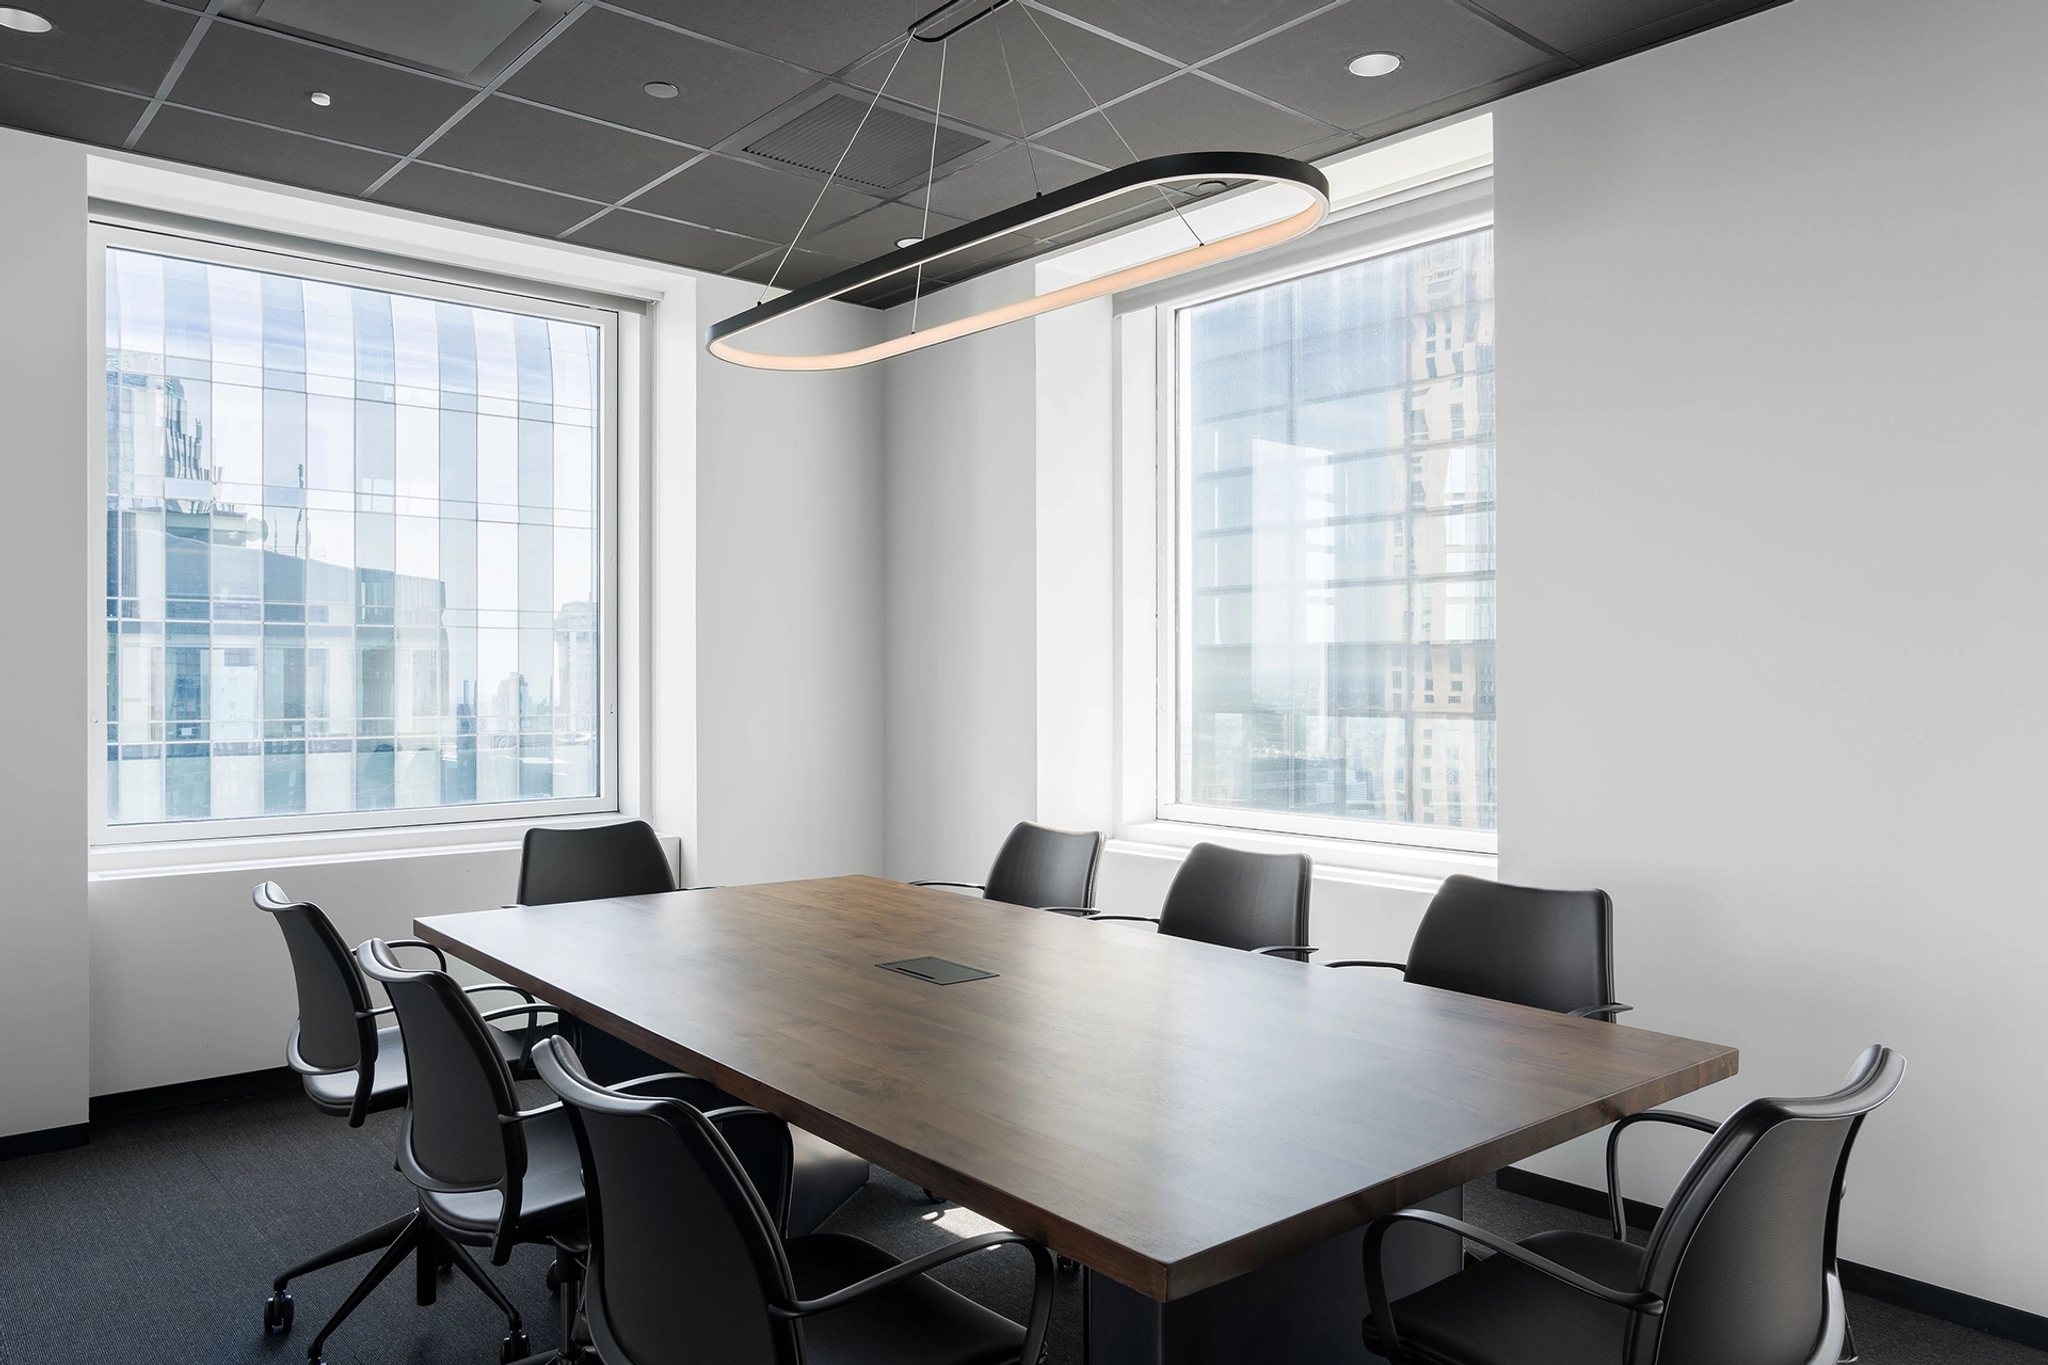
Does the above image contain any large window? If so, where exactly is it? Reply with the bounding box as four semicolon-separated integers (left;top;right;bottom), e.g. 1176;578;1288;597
98;236;614;835
1167;228;1494;843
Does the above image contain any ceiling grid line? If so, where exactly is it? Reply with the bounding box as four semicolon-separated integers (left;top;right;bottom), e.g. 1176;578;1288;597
119;0;227;149
360;0;595;198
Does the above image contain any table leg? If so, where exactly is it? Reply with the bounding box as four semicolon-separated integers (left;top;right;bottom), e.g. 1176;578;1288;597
1083;1186;1464;1365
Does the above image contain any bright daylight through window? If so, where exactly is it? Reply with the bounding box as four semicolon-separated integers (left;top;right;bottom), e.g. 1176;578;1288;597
1173;229;1495;836
102;246;606;829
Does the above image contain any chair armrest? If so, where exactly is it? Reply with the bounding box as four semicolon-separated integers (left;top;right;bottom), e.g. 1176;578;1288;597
1039;905;1095;917
1568;1001;1634;1021
1255;944;1319;961
614;1070;710;1092
910;881;986;893
776;1230;1055;1325
1088;915;1161;927
1324;959;1407;972
1364;1209;1664;1363
500;1101;564;1124
384;938;449;971
463;982;538;1005
479;1003;563;1028
1605;1110;1718;1238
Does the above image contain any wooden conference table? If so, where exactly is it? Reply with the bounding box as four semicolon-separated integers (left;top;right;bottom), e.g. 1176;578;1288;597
417;876;1736;1364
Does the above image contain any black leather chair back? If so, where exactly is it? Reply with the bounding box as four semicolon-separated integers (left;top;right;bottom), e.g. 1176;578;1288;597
982;822;1103;909
518;820;677;907
1404;874;1614;1014
357;939;530;1258
1628;1045;1905;1365
1157;842;1311;952
255;881;380;1124
534;1036;802;1365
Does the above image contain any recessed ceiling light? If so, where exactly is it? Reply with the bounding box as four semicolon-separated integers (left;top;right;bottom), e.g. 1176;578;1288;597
643;81;679;99
309;91;332;106
1347;52;1402;77
896;237;922;249
0;7;54;32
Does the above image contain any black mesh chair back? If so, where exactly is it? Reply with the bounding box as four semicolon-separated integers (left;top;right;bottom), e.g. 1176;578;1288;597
356;939;530;1256
1157;842;1312;953
1404;874;1615;1014
534;1036;802;1365
1628;1045;1905;1365
517;820;677;907
254;881;381;1125
981;822;1103;910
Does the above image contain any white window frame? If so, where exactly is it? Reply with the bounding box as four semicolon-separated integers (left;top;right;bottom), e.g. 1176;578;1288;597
87;220;626;846
1120;178;1498;859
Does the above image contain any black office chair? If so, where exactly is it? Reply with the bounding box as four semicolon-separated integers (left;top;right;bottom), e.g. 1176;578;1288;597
533;1035;1057;1365
253;881;551;1340
1361;1044;1905;1365
913;820;1104;915
517;819;683;908
1088;841;1316;960
1327;874;1631;1020
313;938;590;1365
515;821;871;1237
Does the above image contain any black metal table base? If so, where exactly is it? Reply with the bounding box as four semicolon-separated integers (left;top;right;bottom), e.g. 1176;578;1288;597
1084;1187;1463;1365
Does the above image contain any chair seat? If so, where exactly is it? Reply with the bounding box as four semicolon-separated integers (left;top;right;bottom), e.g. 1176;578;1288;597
1363;1230;1644;1365
788;1233;1029;1365
301;1022;528;1117
789;1128;871;1237
420;1106;587;1244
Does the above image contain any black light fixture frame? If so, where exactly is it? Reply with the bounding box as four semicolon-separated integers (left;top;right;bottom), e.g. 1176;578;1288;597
910;0;1016;43
706;150;1330;369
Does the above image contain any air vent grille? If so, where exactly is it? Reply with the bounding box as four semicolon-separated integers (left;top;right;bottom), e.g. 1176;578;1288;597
744;95;988;193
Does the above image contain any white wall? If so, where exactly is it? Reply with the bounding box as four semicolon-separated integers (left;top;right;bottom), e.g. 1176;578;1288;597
1493;0;2048;1310
0;129;89;1141
882;267;1041;883
692;275;886;886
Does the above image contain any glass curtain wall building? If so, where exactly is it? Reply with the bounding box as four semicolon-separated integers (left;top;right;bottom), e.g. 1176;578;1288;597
103;247;603;827
1174;229;1496;833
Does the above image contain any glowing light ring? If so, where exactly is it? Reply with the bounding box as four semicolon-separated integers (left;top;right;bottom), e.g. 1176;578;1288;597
706;151;1331;372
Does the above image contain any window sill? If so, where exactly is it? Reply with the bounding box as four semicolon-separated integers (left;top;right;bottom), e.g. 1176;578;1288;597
1111;819;1494;893
89;812;636;881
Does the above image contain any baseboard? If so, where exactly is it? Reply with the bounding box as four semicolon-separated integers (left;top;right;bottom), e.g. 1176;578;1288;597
89;1066;300;1122
0;1123;89;1160
1495;1167;2048;1352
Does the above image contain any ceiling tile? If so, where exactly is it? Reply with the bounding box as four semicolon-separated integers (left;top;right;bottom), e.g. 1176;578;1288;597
0;0;197;97
1540;0;1781;64
135;105;397;197
372;161;603;237
568;207;771;272
170;21;476;155
604;0;909;75
502;7;819;148
0;66;150;146
1473;0;1711;55
847;4;1174;138
629;152;877;241
922;144;1097;221
1204;0;1547;131
423;95;691;203
1038;72;1333;165
1038;0;1329;65
728;246;861;291
801;201;966;262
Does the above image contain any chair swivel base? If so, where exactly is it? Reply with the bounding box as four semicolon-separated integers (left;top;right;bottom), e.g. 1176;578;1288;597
266;1205;581;1365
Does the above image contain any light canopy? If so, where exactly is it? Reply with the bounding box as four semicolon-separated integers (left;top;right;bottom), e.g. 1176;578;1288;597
706;151;1330;371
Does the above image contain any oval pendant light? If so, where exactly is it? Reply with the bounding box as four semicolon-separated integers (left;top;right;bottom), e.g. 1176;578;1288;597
706;151;1330;372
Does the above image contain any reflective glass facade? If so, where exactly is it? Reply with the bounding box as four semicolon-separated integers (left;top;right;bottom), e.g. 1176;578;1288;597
103;248;603;825
1174;229;1496;831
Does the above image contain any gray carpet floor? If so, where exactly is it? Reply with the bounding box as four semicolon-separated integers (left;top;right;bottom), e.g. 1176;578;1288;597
0;1080;2037;1365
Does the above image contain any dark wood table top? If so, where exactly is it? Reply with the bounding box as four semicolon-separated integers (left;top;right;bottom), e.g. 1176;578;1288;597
416;875;1736;1300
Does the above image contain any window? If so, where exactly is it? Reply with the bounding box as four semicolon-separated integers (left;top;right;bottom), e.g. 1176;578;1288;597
97;235;616;836
1165;228;1495;844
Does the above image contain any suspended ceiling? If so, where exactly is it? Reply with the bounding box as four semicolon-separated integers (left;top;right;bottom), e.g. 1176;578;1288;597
0;0;1780;305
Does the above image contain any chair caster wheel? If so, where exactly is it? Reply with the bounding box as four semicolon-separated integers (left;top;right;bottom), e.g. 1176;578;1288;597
263;1290;295;1334
500;1330;532;1363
